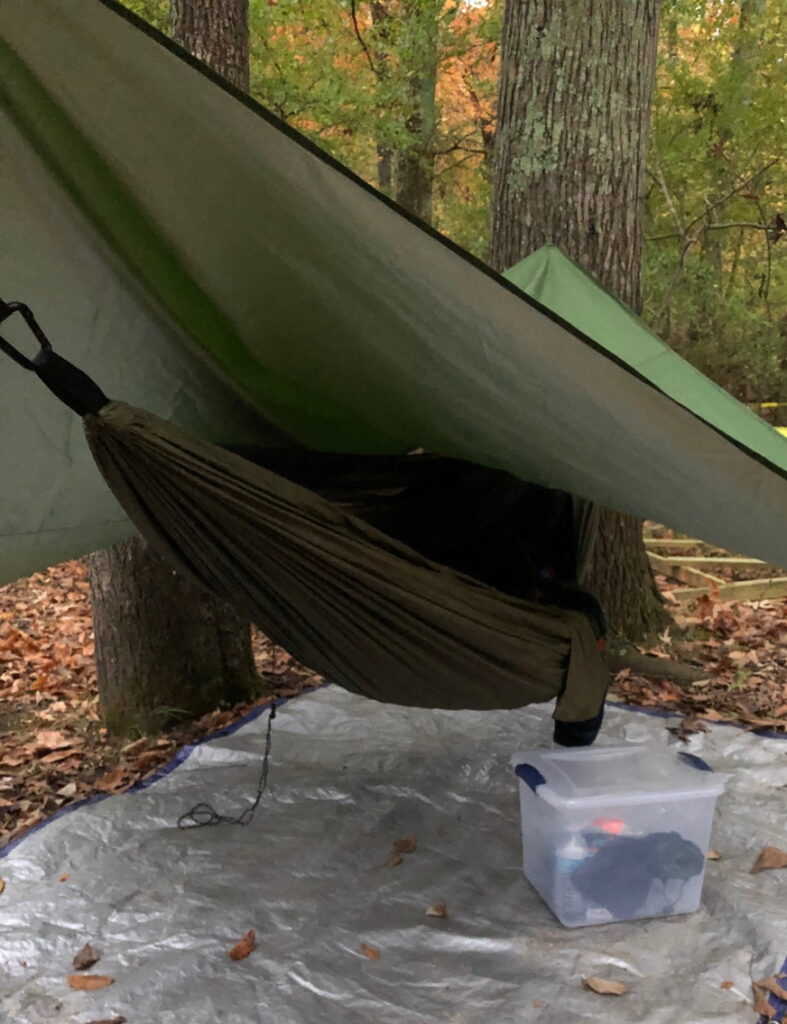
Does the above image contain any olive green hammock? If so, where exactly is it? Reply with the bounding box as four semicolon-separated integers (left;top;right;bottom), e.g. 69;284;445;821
0;303;607;722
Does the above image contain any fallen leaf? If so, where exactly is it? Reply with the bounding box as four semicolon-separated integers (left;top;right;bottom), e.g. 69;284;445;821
41;748;79;765
94;769;129;793
720;980;734;989
426;902;448;918
582;976;629;996
755;976;787;1000
750;845;787;874
707;850;721;861
360;943;381;961
56;782;78;798
33;730;73;753
66;974;114;991
83;1018;126;1024
753;982;776;1018
0;878;5;895
695;594;715;619
668;716;708;741
393;836;417;854
73;942;100;970
386;852;404;868
59;873;71;883
228;929;256;961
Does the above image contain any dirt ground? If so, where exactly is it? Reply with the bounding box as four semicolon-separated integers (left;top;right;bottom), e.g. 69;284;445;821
1;556;785;850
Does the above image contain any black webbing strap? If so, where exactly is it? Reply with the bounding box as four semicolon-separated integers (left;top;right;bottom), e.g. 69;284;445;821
0;299;109;415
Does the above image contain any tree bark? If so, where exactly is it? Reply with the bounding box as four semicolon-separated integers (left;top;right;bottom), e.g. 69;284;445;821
372;1;394;193
489;0;668;640
170;0;249;92
394;0;439;223
89;539;258;734
88;0;258;736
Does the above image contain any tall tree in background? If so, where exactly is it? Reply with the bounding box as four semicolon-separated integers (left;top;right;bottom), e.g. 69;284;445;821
393;0;441;221
88;0;258;735
489;0;668;640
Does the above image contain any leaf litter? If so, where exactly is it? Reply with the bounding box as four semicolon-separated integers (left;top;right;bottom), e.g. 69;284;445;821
0;559;318;850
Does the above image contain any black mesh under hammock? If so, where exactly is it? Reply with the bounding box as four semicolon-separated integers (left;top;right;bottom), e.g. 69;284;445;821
0;301;609;723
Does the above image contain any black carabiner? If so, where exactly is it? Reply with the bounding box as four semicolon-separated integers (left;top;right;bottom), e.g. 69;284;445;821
0;299;53;371
0;299;109;416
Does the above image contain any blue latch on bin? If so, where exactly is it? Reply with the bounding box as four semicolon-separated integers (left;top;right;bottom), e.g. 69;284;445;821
514;763;546;792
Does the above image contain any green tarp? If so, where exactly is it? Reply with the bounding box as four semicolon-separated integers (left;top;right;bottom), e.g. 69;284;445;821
1;0;787;592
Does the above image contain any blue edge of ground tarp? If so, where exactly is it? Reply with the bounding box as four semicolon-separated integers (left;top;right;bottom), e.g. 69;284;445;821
2;686;785;1023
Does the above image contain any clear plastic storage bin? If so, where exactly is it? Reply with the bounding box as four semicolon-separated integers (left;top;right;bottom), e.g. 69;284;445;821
512;745;727;927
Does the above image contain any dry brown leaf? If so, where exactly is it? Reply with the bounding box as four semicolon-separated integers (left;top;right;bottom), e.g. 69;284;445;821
0;878;5;895
360;943;381;961
582;976;629;996
755;976;787;1000
393;836;417;854
425;902;448;918
33;730;73;753
56;782;78;798
72;942;100;970
707;850;721;861
59;873;71;883
66;974;114;991
40;748;79;765
719;980;734;989
83;1017;126;1024
753;982;776;1018
94;769;129;793
695;594;715;619
228;929;256;961
751;845;787;874
386;852;404;868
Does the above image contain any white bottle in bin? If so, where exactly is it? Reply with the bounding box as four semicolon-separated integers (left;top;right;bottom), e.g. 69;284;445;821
554;832;588;923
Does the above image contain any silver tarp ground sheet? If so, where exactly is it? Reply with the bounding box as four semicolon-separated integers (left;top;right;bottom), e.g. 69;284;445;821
1;686;785;1024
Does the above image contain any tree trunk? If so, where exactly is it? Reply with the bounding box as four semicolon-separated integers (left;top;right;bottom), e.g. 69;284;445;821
489;0;668;640
394;0;439;223
170;0;249;92
89;539;258;734
372;1;394;193
88;0;258;736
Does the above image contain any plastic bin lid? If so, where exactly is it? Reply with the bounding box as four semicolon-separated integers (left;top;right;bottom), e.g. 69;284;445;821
511;745;728;808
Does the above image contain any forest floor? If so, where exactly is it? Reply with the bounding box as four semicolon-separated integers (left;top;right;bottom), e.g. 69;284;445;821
1;556;786;851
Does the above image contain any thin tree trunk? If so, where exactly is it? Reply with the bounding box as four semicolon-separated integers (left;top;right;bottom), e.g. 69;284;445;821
489;0;668;640
372;0;394;193
88;0;258;735
394;0;439;223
